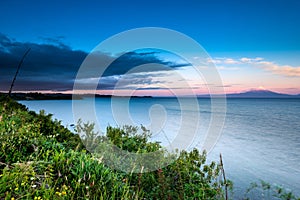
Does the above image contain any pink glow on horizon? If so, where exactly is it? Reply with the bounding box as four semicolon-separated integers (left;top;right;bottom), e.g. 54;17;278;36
3;86;300;96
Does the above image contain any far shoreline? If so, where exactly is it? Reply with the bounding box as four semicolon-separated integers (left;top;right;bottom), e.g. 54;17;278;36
2;90;300;101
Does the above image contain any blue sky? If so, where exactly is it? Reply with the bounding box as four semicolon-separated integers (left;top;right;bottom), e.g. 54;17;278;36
0;0;299;94
1;0;300;53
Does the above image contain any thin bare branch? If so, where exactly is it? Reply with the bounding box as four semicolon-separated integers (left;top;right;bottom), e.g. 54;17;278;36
8;48;31;96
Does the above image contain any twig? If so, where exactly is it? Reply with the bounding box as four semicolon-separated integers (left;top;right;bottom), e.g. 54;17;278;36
8;48;31;97
0;161;12;168
220;153;228;200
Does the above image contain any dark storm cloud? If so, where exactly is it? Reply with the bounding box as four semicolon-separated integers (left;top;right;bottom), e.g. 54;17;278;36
0;33;86;91
103;52;181;76
77;50;191;80
0;33;190;91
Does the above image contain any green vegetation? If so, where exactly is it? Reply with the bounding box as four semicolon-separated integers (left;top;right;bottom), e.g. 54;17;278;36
0;95;299;200
0;95;229;199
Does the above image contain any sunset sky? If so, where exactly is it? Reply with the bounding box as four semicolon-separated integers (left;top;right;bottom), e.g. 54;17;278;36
1;0;299;95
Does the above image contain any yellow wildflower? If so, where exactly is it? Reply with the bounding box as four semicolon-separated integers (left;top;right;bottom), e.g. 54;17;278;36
62;184;68;190
55;191;62;196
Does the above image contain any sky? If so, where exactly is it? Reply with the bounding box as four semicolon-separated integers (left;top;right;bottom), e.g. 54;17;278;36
0;0;300;95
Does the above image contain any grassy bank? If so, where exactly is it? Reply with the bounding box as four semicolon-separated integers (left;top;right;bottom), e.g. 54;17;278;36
0;96;228;199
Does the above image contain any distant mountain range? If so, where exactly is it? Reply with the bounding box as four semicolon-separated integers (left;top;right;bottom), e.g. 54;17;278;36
196;89;300;98
222;89;300;98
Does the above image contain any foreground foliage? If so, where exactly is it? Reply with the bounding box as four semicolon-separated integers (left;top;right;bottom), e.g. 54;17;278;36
0;96;228;199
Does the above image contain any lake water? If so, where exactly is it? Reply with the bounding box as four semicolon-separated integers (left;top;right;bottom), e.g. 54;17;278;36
19;98;300;198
